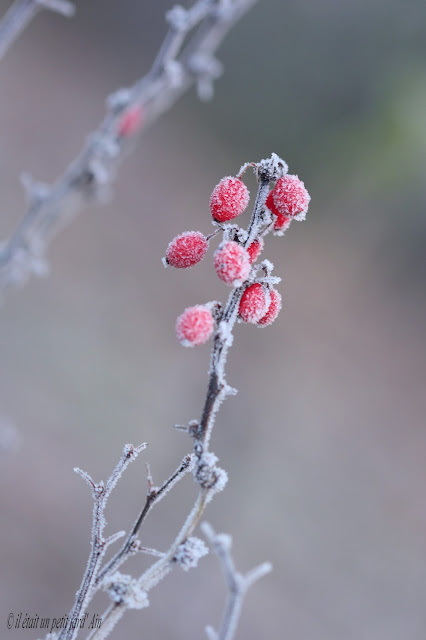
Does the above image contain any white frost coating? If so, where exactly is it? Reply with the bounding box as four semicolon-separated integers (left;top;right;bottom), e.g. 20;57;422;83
195;451;228;496
258;275;281;285
173;536;209;571
166;5;189;31
260;258;274;274
104;572;149;609
107;88;132;111
257;152;288;182
164;60;184;88
205;626;219;640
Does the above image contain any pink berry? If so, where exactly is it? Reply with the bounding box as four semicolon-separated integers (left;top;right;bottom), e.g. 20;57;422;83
246;237;264;264
210;177;249;222
271;175;310;220
214;241;251;286
239;283;269;324
117;105;144;137
165;231;208;268
176;305;214;347
258;288;282;327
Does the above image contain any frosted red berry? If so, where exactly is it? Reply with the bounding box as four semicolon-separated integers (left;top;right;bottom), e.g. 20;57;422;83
117;105;144;137
266;191;291;234
265;191;280;217
176;305;214;347
214;241;251;286
165;231;208;268
274;213;291;234
271;174;310;220
258;288;282;327
239;283;269;324
246;237;264;264
209;177;249;222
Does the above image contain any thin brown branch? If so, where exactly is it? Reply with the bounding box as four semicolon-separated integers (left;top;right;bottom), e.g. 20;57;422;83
94;454;194;587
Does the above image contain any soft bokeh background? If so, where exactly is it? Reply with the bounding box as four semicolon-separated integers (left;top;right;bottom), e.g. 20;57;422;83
0;0;425;638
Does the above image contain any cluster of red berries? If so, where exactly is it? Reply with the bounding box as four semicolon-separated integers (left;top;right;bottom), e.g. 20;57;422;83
166;166;310;347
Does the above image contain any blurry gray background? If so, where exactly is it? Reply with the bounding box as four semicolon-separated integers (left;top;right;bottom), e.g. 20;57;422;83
0;0;425;638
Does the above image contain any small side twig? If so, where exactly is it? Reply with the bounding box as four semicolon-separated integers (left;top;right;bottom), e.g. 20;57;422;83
58;443;147;640
0;0;74;61
94;453;194;586
202;522;272;640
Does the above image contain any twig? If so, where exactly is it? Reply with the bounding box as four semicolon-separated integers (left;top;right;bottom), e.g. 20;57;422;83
94;454;194;586
202;522;272;640
0;0;259;293
58;443;147;640
0;0;74;61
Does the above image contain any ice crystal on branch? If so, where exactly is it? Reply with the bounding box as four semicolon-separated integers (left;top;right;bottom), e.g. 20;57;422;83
173;536;209;571
104;572;149;610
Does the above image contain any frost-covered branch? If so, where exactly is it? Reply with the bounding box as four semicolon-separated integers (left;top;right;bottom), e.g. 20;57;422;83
42;154;310;640
0;0;258;294
57;443;147;640
202;522;272;640
94;454;194;586
82;153;307;639
0;0;74;61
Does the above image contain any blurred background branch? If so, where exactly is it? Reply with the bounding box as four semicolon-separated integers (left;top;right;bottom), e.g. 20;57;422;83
0;0;74;61
0;0;258;294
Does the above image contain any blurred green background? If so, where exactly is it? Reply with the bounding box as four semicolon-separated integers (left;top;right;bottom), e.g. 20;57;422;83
0;0;425;638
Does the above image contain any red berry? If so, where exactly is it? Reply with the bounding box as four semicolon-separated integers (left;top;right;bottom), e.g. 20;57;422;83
258;288;282;327
272;175;310;220
265;191;280;217
165;231;208;268
214;241;251;286
117;105;144;137
266;191;292;235
274;213;292;234
239;283;269;324
176;305;214;347
210;177;249;222
246;237;264;264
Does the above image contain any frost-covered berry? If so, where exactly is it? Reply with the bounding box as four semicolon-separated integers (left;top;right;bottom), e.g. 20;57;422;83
274;213;292;234
239;283;269;324
117;105;144;137
165;231;208;268
246;237;264;264
271;174;310;221
176;305;214;347
266;192;292;235
258;287;282;327
214;241;251;286
265;191;280;217
209;177;249;222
